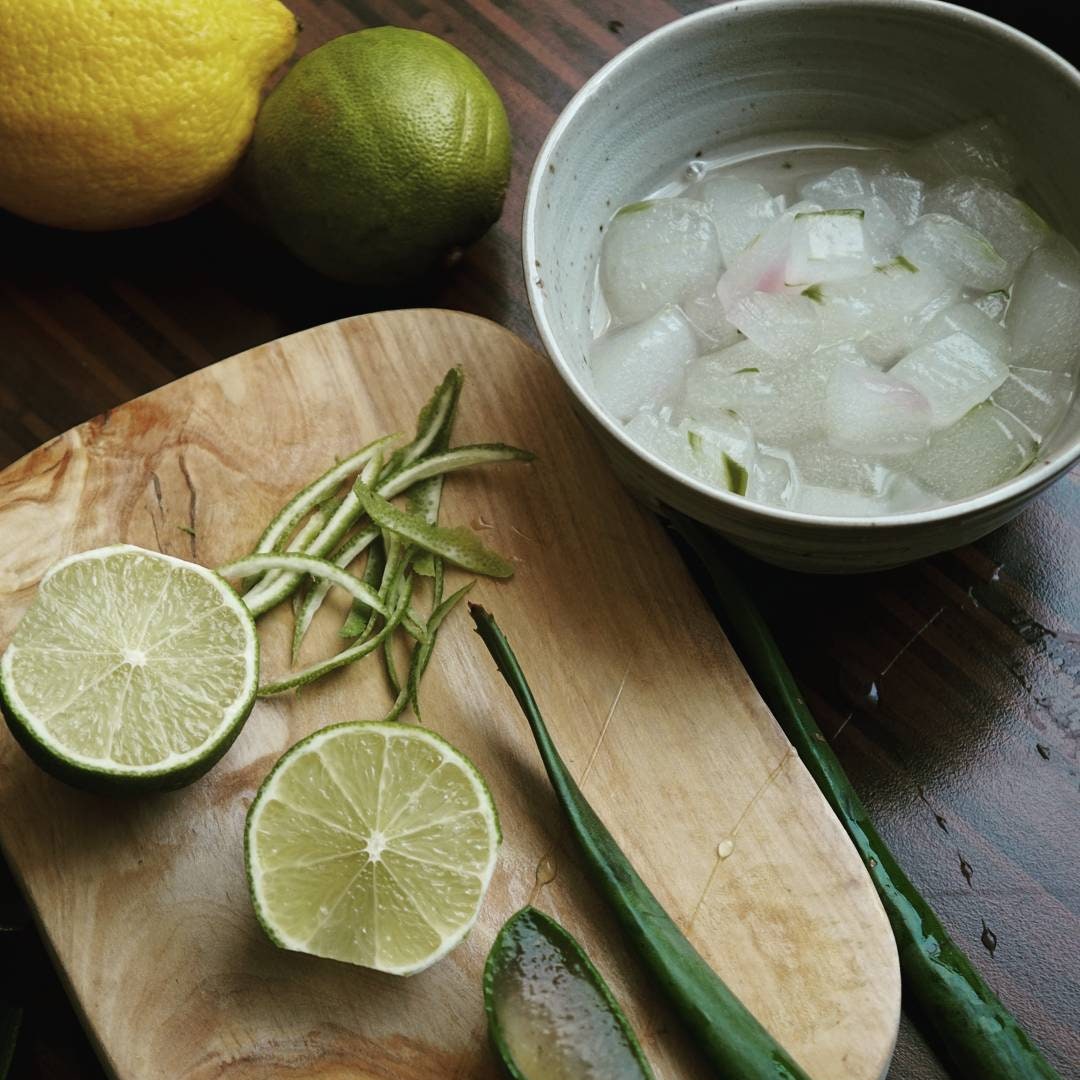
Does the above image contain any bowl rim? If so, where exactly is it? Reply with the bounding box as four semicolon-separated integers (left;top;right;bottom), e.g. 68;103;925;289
522;0;1080;530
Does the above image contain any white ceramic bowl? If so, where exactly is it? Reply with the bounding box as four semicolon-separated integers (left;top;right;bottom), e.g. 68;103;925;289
523;0;1080;573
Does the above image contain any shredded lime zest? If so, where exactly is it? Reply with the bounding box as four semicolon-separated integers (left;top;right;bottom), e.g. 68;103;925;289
723;453;749;496
379;444;535;499
355;481;515;579
801;284;825;303
257;577;412;696
380;367;463;479
220;554;388;617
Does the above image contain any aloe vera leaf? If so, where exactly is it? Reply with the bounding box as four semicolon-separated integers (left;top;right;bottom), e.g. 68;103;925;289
258;577;412;696
355;481;514;578
407;581;473;720
219;554;387;617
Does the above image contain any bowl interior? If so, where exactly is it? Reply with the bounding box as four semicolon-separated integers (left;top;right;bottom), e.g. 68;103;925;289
526;0;1080;468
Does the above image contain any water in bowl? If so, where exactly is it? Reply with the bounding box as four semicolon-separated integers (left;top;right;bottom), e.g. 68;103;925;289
589;120;1080;516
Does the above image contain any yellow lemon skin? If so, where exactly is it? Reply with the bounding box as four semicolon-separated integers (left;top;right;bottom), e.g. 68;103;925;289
0;0;298;231
249;27;512;286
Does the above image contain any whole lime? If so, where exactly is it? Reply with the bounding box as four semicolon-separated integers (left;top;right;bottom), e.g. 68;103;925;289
249;27;512;285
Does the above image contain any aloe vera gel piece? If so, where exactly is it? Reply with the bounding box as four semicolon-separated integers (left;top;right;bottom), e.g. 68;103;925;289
484;907;654;1080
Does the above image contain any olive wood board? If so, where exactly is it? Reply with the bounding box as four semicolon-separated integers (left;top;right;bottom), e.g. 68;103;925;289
0;309;900;1079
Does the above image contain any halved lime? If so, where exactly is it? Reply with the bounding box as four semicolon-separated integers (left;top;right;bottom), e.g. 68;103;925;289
246;720;500;975
0;545;259;792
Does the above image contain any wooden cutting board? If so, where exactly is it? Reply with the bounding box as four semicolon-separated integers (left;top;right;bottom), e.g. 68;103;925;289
0;310;900;1080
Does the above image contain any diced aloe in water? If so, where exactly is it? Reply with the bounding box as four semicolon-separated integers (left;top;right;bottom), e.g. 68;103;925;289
891;331;1009;428
971;289;1010;322
794;485;888;516
789;440;891;497
909;118;1021;188
746;452;796;508
800;164;925;227
905;402;1036;500
728;290;822;362
992;368;1073;439
786;210;873;284
1008;236;1080;373
901;213;1011;291
925;178;1048;278
866;164;925;226
825;360;932;456
591;306;697;421
695;175;787;264
681;290;743;349
599;198;722;323
916;302;1010;362
716;201;822;311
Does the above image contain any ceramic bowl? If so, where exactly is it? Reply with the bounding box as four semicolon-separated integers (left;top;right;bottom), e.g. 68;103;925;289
522;0;1080;573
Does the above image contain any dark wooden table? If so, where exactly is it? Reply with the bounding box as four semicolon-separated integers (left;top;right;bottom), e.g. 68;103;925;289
1;2;1077;1078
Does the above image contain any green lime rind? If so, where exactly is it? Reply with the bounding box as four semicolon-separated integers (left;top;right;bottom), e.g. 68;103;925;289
0;546;259;794
220;553;387;617
484;906;655;1080
252;491;344;597
378;444;535;500
244;718;502;970
381;367;463;480
407;581;473;721
257;575;412;696
355;481;514;578
291;525;380;662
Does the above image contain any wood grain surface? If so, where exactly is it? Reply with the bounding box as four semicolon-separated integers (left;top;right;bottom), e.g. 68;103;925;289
0;3;1076;1080
0;310;901;1079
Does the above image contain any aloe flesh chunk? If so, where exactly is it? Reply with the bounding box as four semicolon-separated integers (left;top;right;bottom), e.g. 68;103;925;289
469;604;811;1080
355;481;515;578
258;577;412;696
667;513;1062;1080
485;906;655;1080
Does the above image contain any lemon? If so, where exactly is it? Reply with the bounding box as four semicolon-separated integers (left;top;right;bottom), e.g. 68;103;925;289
246;721;500;975
0;546;259;791
0;0;298;231
249;27;512;285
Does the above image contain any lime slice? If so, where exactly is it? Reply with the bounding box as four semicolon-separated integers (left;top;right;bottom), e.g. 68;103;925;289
0;545;258;792
246;720;500;975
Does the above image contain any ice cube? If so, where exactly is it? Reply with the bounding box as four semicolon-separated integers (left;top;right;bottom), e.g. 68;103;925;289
1008;236;1080;374
910;118;1021;188
624;408;699;476
891;331;1009;428
680;414;758;493
906;403;1036;500
901;214;1010;291
746;451;796;508
682;340;841;443
591;306;697;421
681;290;742;349
992;367;1073;439
717;202;823;311
600;198;722;323
924;178;1048;277
728;291;822;362
696;176;787;264
786;210;874;284
815;259;960;364
971;290;1009;323
825;360;932;456
916;302;1010;363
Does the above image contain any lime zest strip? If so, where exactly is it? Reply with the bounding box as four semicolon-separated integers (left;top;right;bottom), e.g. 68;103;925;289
220;554;388;617
355;481;515;579
379;444;535;500
407;581;473;719
380;367;463;479
257;577;413;696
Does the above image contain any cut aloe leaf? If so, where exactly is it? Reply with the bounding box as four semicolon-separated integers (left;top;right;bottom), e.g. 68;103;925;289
355;481;515;579
291;525;380;662
219;554;387;618
379;444;535;500
407;581;473;720
485;906;654;1080
258;577;412;696
248;433;397;561
1;1006;21;1080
